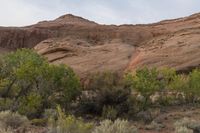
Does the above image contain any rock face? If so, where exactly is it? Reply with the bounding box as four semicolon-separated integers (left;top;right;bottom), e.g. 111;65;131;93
0;13;200;76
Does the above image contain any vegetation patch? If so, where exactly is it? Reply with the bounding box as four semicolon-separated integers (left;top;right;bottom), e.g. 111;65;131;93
0;49;199;132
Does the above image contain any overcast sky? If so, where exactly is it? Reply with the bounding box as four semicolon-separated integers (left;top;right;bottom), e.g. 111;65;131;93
0;0;200;26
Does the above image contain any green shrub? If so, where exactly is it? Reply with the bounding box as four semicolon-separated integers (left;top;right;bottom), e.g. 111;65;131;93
188;69;200;95
169;74;189;92
102;106;118;121
18;92;43;118
48;64;81;108
78;71;132;117
159;67;176;88
0;110;29;129
44;109;57;120
126;67;161;96
48;106;94;133
157;95;176;106
0;49;81;118
126;96;139;118
125;67;197;107
85;71;123;90
169;74;189;102
169;69;200;103
0;98;13;111
31;118;47;126
92;119;137;133
125;67;162;110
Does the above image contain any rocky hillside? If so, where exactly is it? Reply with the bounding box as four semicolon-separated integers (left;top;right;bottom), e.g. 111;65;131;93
0;13;200;76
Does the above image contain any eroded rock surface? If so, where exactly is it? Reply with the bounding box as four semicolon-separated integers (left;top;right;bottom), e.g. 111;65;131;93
1;13;200;75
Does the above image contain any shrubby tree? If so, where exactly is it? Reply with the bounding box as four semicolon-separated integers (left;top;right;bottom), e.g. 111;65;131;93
125;67;178;108
169;69;200;103
126;68;161;96
189;69;200;95
156;68;177;105
0;49;81;118
159;67;176;89
78;71;131;118
125;67;162;110
169;74;189;91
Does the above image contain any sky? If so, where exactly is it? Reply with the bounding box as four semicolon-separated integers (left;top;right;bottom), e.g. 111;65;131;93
0;0;200;26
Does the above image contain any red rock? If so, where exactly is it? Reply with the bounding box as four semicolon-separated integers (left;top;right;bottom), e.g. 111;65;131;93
0;13;200;76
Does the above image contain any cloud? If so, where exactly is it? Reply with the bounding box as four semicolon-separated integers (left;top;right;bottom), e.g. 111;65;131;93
0;0;200;26
0;0;67;26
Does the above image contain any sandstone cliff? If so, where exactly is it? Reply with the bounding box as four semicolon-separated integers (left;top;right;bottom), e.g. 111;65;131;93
0;13;200;75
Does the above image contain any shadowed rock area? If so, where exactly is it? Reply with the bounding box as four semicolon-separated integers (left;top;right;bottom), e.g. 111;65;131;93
0;13;200;76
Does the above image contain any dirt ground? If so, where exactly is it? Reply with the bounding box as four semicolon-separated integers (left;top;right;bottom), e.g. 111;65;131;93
135;105;200;133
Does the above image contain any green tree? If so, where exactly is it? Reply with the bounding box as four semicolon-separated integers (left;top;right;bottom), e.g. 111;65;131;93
189;69;200;95
125;67;162;110
0;49;81;118
169;74;189;92
169;69;200;103
159;67;176;89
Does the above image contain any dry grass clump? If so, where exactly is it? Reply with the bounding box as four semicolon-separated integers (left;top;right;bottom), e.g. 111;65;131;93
0;110;29;129
174;117;200;133
48;106;94;133
92;119;137;133
0;110;29;133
